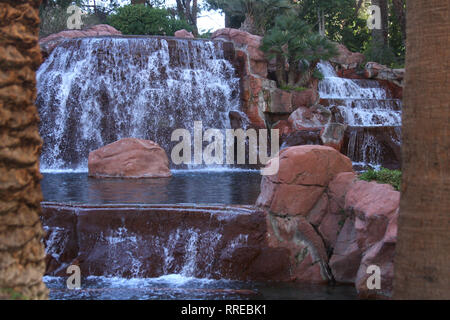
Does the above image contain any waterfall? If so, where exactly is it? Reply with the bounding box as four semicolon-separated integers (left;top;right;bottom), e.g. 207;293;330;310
36;37;240;171
317;62;402;168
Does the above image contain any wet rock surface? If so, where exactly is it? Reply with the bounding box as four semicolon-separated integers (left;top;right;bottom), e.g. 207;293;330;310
41;203;292;281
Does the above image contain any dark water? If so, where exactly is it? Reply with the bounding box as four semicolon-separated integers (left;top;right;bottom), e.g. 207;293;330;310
41;170;262;205
44;275;357;300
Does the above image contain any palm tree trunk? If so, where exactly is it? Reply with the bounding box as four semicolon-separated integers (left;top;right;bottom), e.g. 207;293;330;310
394;0;450;299
0;0;48;299
275;54;287;87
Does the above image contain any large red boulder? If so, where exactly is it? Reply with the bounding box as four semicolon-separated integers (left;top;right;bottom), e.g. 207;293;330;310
88;138;172;178
39;24;122;57
256;146;353;283
327;179;400;298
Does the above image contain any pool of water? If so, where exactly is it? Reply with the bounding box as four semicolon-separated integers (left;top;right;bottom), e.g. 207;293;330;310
41;170;262;205
44;275;357;300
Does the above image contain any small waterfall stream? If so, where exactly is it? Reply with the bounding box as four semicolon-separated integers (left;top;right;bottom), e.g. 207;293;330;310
36;37;240;171
317;62;402;168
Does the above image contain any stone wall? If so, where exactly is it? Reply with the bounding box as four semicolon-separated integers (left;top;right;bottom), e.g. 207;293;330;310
0;0;48;299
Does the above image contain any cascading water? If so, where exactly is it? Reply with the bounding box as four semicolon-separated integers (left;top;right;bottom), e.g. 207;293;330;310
317;61;402;168
36;37;240;171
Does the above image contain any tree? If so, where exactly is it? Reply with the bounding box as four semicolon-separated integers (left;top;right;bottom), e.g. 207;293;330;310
293;0;371;53
394;0;450;299
0;0;48;299
175;0;199;36
205;0;294;35
261;14;337;88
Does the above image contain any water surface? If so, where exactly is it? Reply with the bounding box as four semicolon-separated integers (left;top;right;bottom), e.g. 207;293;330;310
41;170;262;205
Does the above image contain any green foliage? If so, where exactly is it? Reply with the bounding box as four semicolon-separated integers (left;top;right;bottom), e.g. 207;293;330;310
359;168;402;191
107;4;192;36
363;39;399;68
295;0;370;45
313;69;324;80
261;14;337;87
205;0;295;35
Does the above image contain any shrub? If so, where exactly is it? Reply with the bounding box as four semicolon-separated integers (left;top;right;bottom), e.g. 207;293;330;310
359;167;402;191
107;4;192;36
261;14;337;88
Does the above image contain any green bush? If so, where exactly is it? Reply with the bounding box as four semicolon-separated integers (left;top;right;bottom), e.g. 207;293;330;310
261;14;337;88
359;168;402;191
363;40;399;68
107;4;192;36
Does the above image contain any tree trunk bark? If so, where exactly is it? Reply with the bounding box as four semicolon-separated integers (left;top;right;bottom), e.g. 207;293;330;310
394;0;450;299
0;0;48;300
392;0;406;44
275;54;287;87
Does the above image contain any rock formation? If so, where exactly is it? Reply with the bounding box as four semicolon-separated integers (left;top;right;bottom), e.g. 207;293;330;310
256;145;400;298
88;138;172;178
0;0;48;299
39;24;122;58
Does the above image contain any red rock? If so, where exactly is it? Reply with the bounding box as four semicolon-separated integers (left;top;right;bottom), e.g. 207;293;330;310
279;129;322;149
355;225;396;299
320;123;346;151
291;89;319;108
329;218;362;283
328;172;357;213
212;28;267;77
364;61;385;78
174;29;194;39
39;24;122;56
257;145;353;218
266;214;330;283
267;145;353;186
330;44;365;69
88;138;172;178
306;193;329;226
288;106;331;131
345;180;400;250
316;172;356;250
267;89;292;114
272;120;293;137
268;183;325;216
364;62;405;88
